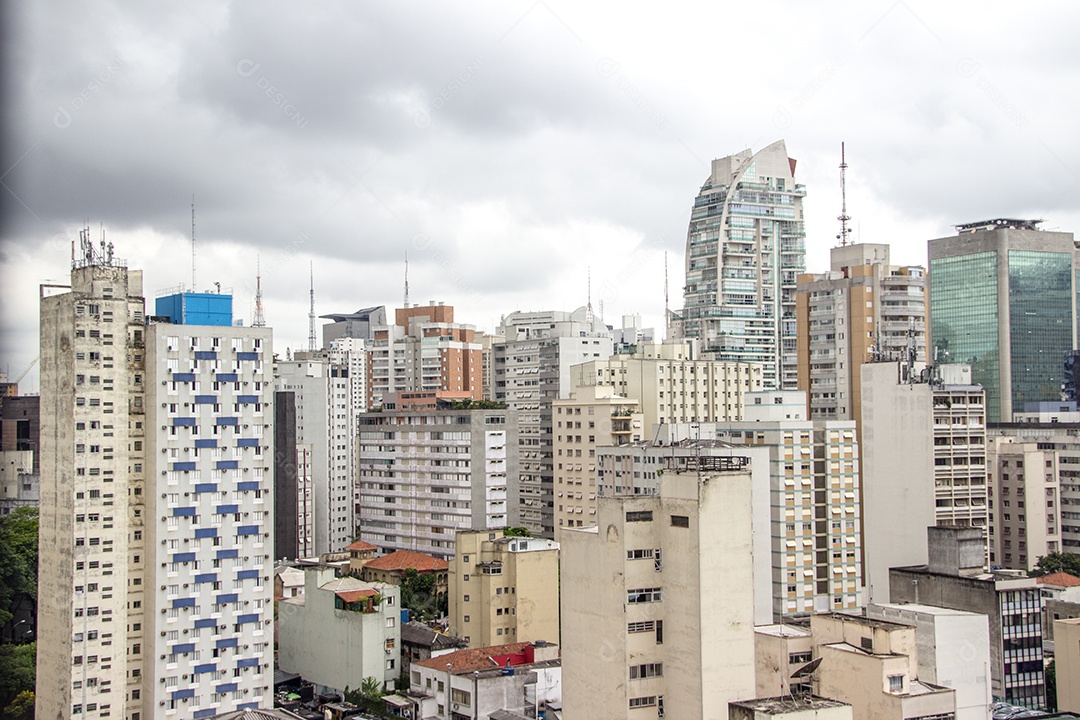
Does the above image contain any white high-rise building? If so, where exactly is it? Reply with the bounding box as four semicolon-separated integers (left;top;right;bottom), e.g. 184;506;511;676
276;357;352;555
38;240;275;720
676;140;806;389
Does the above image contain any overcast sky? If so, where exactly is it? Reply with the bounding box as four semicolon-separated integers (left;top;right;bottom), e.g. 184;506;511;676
2;1;1078;391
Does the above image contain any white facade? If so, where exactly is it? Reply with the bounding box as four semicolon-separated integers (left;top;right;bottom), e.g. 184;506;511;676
868;603;993;720
987;438;1062;571
276;358;352;554
561;467;757;720
143;322;275;717
356;408;519;559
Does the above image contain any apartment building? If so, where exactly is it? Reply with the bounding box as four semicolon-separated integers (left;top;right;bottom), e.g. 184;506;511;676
987;437;1062;571
448;530;559;648
552;385;643;537
356;405;519;560
561;458;757;720
493;308;612;537
569;340;763;431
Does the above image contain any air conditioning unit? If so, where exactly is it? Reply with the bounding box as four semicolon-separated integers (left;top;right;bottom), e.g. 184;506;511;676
183;628;188;634
159;677;165;683
160;585;166;590
161;471;167;476
160;654;165;660
161;449;167;454
160;631;166;636
161;609;166;614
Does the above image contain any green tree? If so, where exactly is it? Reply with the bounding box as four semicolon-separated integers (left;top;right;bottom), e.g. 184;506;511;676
4;690;34;720
0;507;38;627
0;643;35;714
502;526;531;538
400;568;443;620
1029;552;1080;578
1046;659;1057;711
361;675;383;698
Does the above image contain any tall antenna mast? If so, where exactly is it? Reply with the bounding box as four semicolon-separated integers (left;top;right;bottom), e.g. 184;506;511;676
253;255;266;328
586;267;594;325
664;251;670;341
191;195;197;290
308;262;316;352
404;252;410;309
837;143;852;247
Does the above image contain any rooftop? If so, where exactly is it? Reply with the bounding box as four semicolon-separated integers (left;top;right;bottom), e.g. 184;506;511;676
364;549;448;573
346;540;380;552
414;641;557;675
1036;572;1080;588
821;612;913;631
206;710;306;720
400;621;467;651
872;602;983;618
755;624;811;638
731;696;850;714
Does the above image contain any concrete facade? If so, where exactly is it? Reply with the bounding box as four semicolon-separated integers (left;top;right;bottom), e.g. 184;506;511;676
552;385;643;537
356;408;519;560
987;437;1062;571
277;566;401;694
1054;617;1080;713
561;464;757;720
729;697;853;720
867;603;992;720
494;307;613;537
448;530;559;649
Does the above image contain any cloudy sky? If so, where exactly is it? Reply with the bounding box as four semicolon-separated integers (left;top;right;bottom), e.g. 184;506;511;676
2;1;1077;390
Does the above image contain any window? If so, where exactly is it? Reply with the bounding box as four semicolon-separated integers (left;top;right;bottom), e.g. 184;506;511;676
888;674;903;692
627;587;662;604
626;549;654;560
629;663;663;679
629;696;656;708
670;515;689;527
627;621;655;633
626;510;653;523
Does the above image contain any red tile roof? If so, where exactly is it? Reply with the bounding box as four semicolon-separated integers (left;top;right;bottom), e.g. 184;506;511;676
364;549;448;572
415;642;533;674
336;588;378;603
346;540;380;552
1037;571;1080;587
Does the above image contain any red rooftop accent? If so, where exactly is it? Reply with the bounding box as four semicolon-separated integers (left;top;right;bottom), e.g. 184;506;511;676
346;540;379;552
364;549;448;572
335;588;378;603
1036;571;1080;588
414;642;536;674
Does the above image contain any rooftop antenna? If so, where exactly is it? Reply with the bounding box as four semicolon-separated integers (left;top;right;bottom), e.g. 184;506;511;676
191;195;197;290
404;252;410;309
308;262;316;352
837;143;852;247
586;267;594;325
664;251;670;341
253;255;266;327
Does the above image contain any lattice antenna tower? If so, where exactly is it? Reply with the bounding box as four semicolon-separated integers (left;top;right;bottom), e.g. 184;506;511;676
252;255;266;327
837;143;852;247
664;251;670;341
586;267;594;325
404;252;410;308
191;195;197;290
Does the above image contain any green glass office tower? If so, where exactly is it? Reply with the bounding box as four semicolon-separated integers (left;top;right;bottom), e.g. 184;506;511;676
929;219;1078;423
677;140;806;389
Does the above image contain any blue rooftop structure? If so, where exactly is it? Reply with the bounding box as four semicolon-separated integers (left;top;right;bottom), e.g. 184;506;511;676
155;292;233;326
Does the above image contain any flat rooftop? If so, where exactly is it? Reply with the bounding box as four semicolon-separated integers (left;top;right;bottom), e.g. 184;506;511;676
755;624;811;638
731;696;850;713
873;602;983;617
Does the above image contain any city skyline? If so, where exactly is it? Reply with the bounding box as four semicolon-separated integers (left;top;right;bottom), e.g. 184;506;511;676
3;3;1079;391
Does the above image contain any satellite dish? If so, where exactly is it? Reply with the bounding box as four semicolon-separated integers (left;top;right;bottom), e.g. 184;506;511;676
790;657;822;679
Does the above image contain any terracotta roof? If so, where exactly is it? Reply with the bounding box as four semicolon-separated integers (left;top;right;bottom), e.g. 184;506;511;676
336;588;378;603
1037;571;1080;587
346;540;380;552
415;641;532;674
364;549;448;572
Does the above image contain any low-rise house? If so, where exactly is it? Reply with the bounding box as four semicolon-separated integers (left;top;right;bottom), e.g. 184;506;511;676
361;549;449;597
407;641;561;720
400;621;467;678
275;565;306;600
278;566;402;695
346;539;380;574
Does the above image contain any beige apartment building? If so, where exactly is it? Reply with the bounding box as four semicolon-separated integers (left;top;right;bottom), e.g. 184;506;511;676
569;341;763;430
448;529;559;649
987;437;1062;571
552;384;643;537
561;457;757;720
1056;617;1080;713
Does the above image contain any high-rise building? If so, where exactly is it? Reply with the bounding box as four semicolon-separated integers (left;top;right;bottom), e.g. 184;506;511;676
568;341;764;431
369;303;483;408
143;299;275;715
795;243;927;421
561;459;757;720
676;140;806;389
494;308;612;537
38;239;275;719
355;401;519;560
319;305;386;348
929;219;1078;423
448;530;560;648
275;356;352;555
986;437;1062;571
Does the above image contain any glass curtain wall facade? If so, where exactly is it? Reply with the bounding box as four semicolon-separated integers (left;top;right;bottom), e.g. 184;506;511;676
1008;250;1073;411
679;140;806;389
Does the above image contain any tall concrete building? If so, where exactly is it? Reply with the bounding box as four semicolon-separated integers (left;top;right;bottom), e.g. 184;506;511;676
795;243;926;421
860;361;989;603
276;356;352;555
552;385;643;537
448;530;559;648
561;458;757;720
319;305;386;347
494;308;612;537
986;437;1062;571
568;340;764;431
355;402;519;560
929;218;1078;423
38;238;275;720
369;303;483;408
676;140;806;390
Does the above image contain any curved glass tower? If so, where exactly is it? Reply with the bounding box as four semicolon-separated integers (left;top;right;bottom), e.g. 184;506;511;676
678;140;806;389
